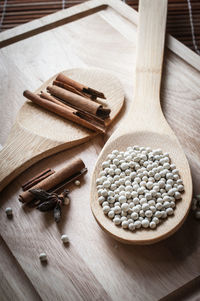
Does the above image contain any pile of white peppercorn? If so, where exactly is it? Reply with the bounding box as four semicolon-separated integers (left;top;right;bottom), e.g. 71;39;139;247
96;146;184;231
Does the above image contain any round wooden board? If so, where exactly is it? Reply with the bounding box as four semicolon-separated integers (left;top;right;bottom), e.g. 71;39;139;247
0;68;124;191
18;68;125;142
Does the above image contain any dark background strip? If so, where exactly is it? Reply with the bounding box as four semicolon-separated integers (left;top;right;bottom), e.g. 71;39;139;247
0;0;200;53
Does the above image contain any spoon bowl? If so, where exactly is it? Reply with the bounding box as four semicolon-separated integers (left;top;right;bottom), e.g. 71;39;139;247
91;130;192;244
90;0;192;244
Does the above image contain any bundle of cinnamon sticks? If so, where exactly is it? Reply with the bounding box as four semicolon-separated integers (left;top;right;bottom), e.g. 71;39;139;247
23;73;111;134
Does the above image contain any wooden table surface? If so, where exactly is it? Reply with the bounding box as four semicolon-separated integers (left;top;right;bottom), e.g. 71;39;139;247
0;1;200;300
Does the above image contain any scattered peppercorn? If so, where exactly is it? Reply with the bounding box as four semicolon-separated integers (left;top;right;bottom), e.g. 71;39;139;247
63;197;70;205
39;252;47;262
61;234;69;243
74;180;80;186
5;207;13;217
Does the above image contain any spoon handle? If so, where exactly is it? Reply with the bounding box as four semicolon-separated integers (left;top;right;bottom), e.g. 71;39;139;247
132;0;167;113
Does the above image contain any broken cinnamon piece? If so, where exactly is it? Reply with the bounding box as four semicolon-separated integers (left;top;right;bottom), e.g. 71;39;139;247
56;73;106;99
96;107;111;119
83;87;105;99
22;168;55;191
24;90;106;134
19;158;86;203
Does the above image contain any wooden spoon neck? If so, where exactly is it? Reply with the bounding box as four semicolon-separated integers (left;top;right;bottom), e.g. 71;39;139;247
133;70;162;106
131;0;168;124
129;98;162;119
124;92;168;134
128;73;163;124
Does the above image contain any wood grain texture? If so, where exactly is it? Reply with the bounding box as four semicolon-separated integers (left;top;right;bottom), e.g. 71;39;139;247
0;68;124;192
0;0;200;300
160;276;200;301
0;142;199;301
0;235;42;301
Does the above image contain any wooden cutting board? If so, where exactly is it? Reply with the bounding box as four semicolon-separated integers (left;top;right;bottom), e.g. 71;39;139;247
0;0;200;300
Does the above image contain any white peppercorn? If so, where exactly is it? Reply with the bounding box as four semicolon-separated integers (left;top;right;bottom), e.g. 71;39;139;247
61;234;69;243
122;221;129;228
121;203;129;212
161;211;167;219
98;196;105;204
166;207;174;215
128;223;135;231
134;220;142;228
150;221;156;229
152;217;159;224
108;210;115;219
5;207;13;217
113;217;121;225
131;212;139;220
114;206;121;214
63;197;70;206
103;206;110;214
142;219;149;228
39;253;47;262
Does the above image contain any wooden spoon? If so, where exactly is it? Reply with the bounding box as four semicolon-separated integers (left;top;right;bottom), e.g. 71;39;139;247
0;68;124;192
90;0;192;245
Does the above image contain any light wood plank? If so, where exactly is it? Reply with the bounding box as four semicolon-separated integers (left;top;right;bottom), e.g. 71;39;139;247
0;235;42;301
0;1;200;300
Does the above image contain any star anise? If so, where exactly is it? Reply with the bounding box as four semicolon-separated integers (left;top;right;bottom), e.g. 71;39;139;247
29;188;70;223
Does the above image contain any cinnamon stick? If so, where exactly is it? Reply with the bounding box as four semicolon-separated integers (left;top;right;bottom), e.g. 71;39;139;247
22;168;55;191
19;158;85;203
47;85;110;119
51;167;87;193
56;73;106;99
47;85;100;115
40;91;105;126
53;80;92;99
24;90;106;134
40;91;67;108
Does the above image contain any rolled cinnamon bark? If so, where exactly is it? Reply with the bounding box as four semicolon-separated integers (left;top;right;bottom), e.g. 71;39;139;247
40;91;67;108
53;80;91;99
19;158;85;203
56;73;106;99
47;85;101;115
22;168;55;191
24;90;106;133
56;73;85;92
40;91;105;125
